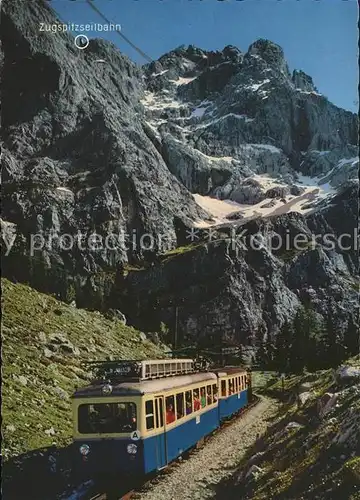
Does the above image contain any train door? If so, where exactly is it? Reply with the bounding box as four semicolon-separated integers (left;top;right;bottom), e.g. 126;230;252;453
154;396;166;469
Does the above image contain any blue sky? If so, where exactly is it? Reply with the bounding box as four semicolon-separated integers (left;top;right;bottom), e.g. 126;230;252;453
53;0;358;112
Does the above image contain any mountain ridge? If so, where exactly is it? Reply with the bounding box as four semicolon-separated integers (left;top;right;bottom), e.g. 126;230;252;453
1;0;359;353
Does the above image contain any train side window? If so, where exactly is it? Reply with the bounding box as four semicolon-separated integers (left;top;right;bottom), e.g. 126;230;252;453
245;375;248;388
221;380;227;397
212;384;218;403
193;388;200;411
200;387;206;407
229;378;234;395
165;395;176;424
176;392;184;420
185;390;193;415
155;398;164;428
206;385;212;405
235;377;238;393
145;400;155;430
238;376;241;391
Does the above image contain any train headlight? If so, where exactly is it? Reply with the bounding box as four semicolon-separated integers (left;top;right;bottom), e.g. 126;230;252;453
127;444;137;454
102;384;113;395
79;444;90;456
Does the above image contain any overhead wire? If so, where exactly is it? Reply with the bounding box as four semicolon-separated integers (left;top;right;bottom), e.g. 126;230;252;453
85;0;153;63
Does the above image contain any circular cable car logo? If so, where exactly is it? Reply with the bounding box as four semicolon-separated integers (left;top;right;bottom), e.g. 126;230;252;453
130;430;140;441
74;35;89;50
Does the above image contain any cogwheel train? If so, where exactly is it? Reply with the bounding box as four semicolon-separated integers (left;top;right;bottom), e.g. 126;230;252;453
72;358;252;479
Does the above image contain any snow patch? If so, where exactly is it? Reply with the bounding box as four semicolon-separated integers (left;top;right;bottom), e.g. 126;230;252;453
169;76;197;86
313;150;331;157
197;151;235;163
193;172;335;227
194;113;254;130
190;101;212;119
244;79;270;92
296;89;323;97
193;195;244;226
150;69;169;77
296;173;336;198
245;144;282;154
191;107;207;118
296;174;321;188
337;157;359;168
56;187;73;194
141;91;184;110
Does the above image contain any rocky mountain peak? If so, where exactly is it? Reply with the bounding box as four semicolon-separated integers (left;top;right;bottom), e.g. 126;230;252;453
292;69;318;92
222;44;243;61
247;38;290;76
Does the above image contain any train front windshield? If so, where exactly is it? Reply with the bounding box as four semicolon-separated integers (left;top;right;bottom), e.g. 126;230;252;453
78;402;137;434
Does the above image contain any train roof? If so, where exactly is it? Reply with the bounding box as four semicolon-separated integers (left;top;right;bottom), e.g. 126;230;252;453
212;366;248;377
73;371;218;398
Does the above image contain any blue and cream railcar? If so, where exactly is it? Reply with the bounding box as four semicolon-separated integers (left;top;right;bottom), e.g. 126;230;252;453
214;367;249;420
72;359;219;478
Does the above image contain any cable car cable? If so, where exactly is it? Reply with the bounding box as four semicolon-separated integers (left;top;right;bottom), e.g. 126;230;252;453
85;0;153;63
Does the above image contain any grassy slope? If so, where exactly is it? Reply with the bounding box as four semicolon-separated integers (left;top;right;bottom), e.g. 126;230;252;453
233;361;360;500
1;278;165;461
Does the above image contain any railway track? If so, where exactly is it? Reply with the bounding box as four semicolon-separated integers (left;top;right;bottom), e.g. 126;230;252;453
84;395;260;500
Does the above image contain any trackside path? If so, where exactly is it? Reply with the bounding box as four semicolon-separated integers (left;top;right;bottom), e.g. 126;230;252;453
137;396;279;500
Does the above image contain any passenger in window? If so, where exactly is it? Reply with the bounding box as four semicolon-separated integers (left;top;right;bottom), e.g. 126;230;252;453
207;386;212;405
229;382;233;395
166;403;176;424
88;405;98;431
176;394;184;419
186;400;192;415
117;409;129;429
185;391;193;414
213;386;218;402
200;388;206;407
193;390;201;411
99;404;111;422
